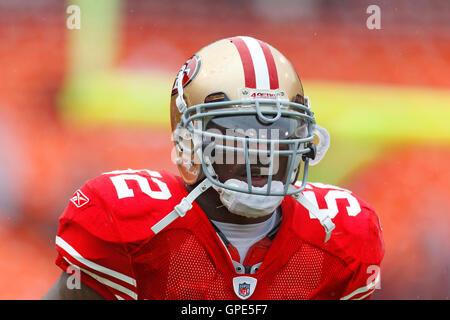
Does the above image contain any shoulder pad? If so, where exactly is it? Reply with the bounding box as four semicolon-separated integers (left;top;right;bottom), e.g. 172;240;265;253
63;169;188;243
292;182;384;266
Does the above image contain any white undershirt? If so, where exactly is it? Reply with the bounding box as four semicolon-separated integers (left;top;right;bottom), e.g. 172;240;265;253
211;210;280;264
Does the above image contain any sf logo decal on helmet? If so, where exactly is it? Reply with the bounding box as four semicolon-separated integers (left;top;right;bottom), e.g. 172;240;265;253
171;54;201;97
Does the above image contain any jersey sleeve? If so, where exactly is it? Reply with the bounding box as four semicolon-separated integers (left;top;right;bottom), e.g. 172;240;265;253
55;182;138;300
339;207;384;300
339;262;381;300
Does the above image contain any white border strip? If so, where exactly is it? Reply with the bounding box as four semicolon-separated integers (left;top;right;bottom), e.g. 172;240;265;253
340;273;380;300
239;36;270;89
354;289;376;300
63;257;137;300
56;236;136;287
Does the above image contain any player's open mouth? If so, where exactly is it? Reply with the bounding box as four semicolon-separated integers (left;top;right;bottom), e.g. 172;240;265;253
239;170;269;187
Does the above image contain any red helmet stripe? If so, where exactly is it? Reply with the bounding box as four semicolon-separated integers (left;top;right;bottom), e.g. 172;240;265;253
257;40;279;89
229;36;257;88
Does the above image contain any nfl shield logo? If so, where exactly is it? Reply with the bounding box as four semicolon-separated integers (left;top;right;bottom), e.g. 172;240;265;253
239;282;250;298
233;276;257;300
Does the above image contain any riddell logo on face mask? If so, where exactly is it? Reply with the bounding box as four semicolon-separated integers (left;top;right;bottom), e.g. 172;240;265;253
171;128;285;175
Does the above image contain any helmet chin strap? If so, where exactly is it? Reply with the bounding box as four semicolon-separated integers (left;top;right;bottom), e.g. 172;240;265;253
153;145;334;242
175;66;187;113
288;185;335;242
150;178;213;235
151;177;333;243
150;175;277;237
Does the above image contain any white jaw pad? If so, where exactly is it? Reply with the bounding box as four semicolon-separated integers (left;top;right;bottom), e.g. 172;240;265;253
218;179;284;218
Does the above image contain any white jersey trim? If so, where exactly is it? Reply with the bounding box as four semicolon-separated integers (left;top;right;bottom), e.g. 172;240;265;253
340;273;380;300
62;257;137;300
56;236;137;287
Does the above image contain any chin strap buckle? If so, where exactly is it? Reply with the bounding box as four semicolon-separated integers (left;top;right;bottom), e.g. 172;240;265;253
173;197;193;218
321;217;335;242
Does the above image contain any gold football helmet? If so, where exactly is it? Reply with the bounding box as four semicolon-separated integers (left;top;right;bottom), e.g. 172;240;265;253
170;36;328;196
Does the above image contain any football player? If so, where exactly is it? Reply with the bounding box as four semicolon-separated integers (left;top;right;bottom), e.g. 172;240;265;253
43;36;384;300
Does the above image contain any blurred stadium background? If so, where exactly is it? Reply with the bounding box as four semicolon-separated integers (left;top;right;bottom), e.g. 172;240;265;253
0;0;449;299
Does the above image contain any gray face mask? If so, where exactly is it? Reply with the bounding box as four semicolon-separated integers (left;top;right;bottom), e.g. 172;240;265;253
175;95;318;196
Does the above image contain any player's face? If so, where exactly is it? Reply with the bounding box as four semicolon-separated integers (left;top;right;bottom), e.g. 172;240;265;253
212;154;289;188
204;115;306;188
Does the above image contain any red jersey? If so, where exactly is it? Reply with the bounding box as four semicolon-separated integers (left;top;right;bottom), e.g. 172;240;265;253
55;169;384;300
